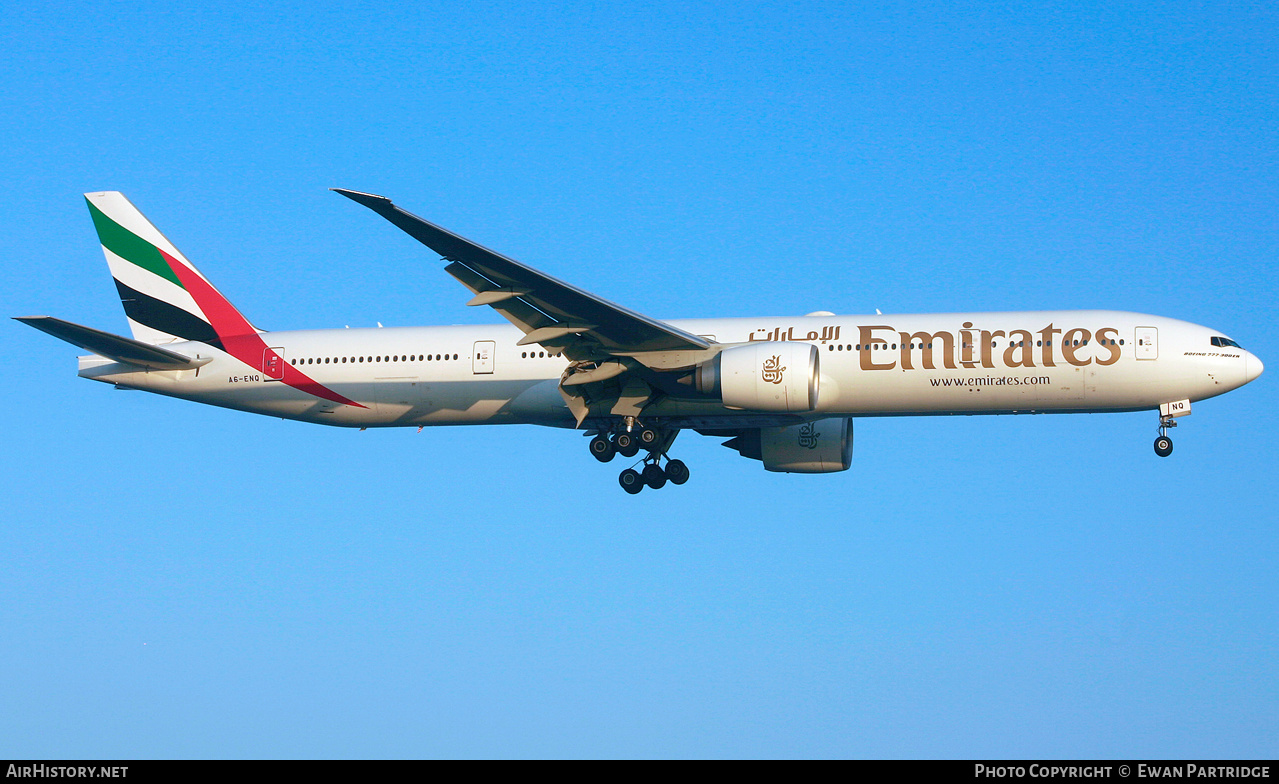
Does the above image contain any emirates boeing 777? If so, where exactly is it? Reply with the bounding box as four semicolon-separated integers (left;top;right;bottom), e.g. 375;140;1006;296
17;190;1263;493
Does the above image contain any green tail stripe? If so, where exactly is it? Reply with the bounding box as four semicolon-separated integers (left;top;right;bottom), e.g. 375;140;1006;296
86;198;184;288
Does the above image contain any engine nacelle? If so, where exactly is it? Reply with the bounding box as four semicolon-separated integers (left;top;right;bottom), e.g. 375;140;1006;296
696;342;819;412
762;417;853;473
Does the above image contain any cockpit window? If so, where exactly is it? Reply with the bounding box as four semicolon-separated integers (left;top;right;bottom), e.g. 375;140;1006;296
1211;336;1243;349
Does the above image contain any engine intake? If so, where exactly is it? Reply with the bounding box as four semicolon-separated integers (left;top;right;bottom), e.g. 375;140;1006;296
696;342;819;412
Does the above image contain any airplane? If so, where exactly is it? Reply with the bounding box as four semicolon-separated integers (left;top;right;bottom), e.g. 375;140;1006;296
17;190;1264;493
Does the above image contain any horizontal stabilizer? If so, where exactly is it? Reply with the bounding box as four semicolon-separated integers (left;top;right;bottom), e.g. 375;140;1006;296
15;316;213;370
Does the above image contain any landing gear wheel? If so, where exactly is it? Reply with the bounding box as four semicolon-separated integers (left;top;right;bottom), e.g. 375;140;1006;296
589;435;616;463
638;426;659;448
664;459;690;485
615;432;640;458
642;463;667;489
1154;435;1174;458
619;468;644;494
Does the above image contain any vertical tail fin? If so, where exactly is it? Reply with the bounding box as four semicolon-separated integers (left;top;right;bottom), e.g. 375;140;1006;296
86;191;260;348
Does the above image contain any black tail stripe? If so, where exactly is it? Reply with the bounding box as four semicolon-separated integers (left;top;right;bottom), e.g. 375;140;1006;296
113;279;224;350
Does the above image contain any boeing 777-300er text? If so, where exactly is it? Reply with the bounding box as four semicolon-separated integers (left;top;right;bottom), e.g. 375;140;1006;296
17;190;1264;493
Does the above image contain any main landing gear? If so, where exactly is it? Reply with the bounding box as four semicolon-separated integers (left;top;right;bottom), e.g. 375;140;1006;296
587;421;689;493
1154;414;1176;458
618;457;690;495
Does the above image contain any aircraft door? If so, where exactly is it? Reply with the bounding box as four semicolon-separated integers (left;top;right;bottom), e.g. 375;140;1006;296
264;347;286;381
473;341;495;374
1135;327;1158;360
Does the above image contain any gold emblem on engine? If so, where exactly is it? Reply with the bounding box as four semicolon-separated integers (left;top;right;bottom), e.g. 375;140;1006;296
798;422;820;449
761;355;786;384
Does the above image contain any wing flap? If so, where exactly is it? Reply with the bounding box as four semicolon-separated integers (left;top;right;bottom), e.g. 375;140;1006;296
443;261;554;335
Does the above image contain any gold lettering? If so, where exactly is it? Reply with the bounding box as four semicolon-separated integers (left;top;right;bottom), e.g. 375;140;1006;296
1095;327;1121;366
980;330;1005;369
959;328;979;367
1062;328;1092;366
898;331;955;370
1003;330;1035;368
859;325;897;370
1038;323;1061;367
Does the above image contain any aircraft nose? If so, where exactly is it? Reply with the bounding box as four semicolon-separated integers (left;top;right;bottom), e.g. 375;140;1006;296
1246;352;1264;384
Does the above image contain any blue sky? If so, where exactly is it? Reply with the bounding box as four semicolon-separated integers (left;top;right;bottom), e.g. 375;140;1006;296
2;0;1275;758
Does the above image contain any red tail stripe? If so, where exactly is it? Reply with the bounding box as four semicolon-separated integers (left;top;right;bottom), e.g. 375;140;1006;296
160;250;366;409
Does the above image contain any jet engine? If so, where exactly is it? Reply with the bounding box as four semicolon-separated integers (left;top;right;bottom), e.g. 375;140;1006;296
695;342;819;412
762;416;854;470
761;417;853;473
722;417;853;473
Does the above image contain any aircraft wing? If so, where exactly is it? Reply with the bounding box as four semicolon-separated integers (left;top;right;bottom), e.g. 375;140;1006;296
332;189;712;356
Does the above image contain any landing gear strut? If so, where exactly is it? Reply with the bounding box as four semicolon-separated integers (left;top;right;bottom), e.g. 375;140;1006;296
1154;414;1176;458
590;421;689;493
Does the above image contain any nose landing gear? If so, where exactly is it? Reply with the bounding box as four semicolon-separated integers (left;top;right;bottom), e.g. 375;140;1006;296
1154;413;1176;458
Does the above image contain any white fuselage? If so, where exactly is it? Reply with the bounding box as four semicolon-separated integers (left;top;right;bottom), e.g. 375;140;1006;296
77;310;1262;429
